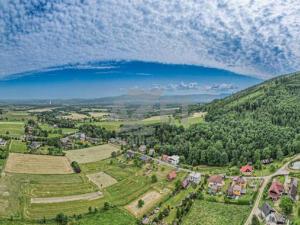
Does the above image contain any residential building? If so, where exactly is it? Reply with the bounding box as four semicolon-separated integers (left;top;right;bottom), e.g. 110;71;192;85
269;181;284;201
189;172;201;184
148;148;155;156
266;212;286;225
126;150;135;159
182;178;190;189
208;175;224;194
240;165;253;175
167;171;177;181
0;138;7;147
260;202;275;219
289;178;298;201
139;145;147;153
29;141;42;150
161;154;169;162
169;155;180;165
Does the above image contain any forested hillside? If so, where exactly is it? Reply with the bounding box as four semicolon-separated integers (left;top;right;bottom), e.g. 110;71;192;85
122;72;300;167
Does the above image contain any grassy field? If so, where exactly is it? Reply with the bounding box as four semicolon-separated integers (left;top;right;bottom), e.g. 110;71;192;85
0;153;185;220
87;172;118;189
0;111;34;121
65;144;119;163
0;122;24;137
0;207;136;225
9;140;27;153
183;200;250;225
63;112;89;120
5;153;73;174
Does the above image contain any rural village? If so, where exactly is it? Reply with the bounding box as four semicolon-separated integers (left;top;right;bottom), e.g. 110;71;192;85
1;106;300;225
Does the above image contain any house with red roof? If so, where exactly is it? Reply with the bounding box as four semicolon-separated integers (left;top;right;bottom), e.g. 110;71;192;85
240;165;253;175
269;181;284;201
167;171;177;181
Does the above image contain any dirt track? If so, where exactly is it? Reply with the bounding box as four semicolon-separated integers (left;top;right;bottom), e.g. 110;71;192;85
31;191;103;204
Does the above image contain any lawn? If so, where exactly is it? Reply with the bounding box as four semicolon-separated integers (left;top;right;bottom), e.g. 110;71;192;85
9;140;27;153
183;200;251;225
0;122;24;137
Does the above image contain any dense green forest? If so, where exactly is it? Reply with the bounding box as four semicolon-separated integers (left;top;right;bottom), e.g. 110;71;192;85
121;72;300;167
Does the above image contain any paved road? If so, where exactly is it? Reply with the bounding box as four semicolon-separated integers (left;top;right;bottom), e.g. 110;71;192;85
244;154;300;225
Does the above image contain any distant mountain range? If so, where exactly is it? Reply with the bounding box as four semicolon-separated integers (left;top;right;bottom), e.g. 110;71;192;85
0;93;229;106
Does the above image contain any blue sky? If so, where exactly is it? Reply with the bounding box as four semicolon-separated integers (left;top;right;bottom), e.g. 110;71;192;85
1;0;300;79
0;1;299;99
0;61;261;99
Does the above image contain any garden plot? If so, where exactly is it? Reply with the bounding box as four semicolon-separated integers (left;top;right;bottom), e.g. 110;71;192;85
65;144;119;163
87;172;117;189
125;190;162;217
5;153;73;174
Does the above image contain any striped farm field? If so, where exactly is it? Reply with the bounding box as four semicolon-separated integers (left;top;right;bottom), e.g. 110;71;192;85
5;153;73;174
65;144;119;163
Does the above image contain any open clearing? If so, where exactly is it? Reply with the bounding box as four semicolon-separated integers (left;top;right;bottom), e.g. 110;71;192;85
28;107;56;113
31;191;103;204
89;112;109;118
63;112;89;120
125;190;162;217
65;144;119;163
5;153;73;174
183;200;250;225
87;172;117;189
0;121;24;137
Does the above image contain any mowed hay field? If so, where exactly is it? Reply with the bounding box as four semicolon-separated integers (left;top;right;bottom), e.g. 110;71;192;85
65;144;119;163
5;153;73;174
183;200;250;225
87;172;117;189
0;121;24;137
125;190;163;217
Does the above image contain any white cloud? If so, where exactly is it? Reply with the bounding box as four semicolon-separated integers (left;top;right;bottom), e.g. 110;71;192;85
0;0;300;78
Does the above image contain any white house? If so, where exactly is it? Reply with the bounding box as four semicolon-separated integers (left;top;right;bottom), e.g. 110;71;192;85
189;172;201;184
0;138;7;147
139;145;147;153
169;155;180;165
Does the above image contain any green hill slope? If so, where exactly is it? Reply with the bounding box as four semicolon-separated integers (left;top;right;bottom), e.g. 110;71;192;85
123;72;300;167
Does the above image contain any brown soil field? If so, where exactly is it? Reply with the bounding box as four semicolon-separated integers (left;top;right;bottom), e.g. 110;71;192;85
31;191;103;204
5;153;73;174
125;190;162;217
87;172;117;189
65;144;119;163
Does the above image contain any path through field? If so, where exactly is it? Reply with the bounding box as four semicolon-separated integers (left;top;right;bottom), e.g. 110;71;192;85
31;191;103;204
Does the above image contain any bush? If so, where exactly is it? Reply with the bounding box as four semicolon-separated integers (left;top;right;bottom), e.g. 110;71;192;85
71;161;81;173
55;213;68;225
280;196;293;215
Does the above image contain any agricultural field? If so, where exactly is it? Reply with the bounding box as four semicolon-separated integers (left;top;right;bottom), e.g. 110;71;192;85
5;153;73;174
0;121;24;137
125;190;166;217
9;140;27;153
87;172;118;189
65;144;119;163
63;112;89;120
89;112;109;118
0;111;34;121
183;200;250;225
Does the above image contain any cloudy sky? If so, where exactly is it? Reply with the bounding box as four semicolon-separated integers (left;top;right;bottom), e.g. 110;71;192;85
1;0;300;79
